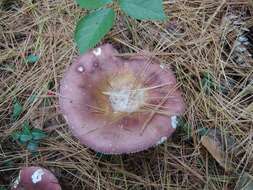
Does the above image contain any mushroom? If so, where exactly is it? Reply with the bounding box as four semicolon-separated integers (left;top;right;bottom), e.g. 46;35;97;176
12;166;61;190
59;44;185;154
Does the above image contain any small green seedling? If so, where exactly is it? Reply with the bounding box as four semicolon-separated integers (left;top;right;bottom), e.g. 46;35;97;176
177;117;192;139
177;117;209;140
28;93;38;104
201;72;216;95
11;121;47;153
26;54;39;64
11;98;23;122
74;0;166;53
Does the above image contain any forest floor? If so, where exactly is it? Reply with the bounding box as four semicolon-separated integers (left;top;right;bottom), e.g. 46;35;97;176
0;0;253;189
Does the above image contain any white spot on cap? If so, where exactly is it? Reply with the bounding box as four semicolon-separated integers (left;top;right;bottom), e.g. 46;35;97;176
31;169;44;184
156;136;167;145
160;64;165;69
171;116;178;129
93;47;102;56
13;171;21;188
77;66;84;72
62;84;68;89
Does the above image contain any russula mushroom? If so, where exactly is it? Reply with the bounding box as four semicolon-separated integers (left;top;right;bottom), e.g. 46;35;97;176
60;44;185;154
12;166;61;190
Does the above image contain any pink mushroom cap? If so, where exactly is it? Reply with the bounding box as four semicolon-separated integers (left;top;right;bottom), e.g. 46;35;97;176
60;44;185;154
12;166;61;190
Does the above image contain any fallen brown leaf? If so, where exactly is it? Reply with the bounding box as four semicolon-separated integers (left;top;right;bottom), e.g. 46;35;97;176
201;129;234;172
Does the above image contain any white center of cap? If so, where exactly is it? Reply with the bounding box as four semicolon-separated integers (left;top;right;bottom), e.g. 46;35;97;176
31;169;44;184
107;87;146;113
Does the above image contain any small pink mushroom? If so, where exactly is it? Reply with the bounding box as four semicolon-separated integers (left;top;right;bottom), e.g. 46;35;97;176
12;166;61;190
59;44;185;154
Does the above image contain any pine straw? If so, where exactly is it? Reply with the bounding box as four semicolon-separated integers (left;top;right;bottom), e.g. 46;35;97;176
0;0;253;189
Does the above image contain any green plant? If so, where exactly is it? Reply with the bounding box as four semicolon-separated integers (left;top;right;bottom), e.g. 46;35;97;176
11;121;47;153
74;0;166;53
11;98;23;122
26;54;39;64
201;72;216;95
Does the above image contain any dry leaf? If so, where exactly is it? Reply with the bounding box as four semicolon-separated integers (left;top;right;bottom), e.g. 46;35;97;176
201;129;234;172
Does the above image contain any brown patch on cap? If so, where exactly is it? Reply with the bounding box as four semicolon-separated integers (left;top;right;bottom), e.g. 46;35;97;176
12;166;61;190
59;44;185;154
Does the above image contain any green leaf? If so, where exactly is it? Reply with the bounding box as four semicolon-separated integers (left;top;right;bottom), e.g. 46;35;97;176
11;131;21;141
43;97;52;107
119;0;166;20
22;121;31;135
3;159;13;167
75;0;112;9
201;72;216;95
177;117;192;138
31;128;47;140
74;8;115;53
27;141;39;152
28;94;38;104
26;54;39;64
19;134;32;143
11;100;23;121
47;80;55;90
